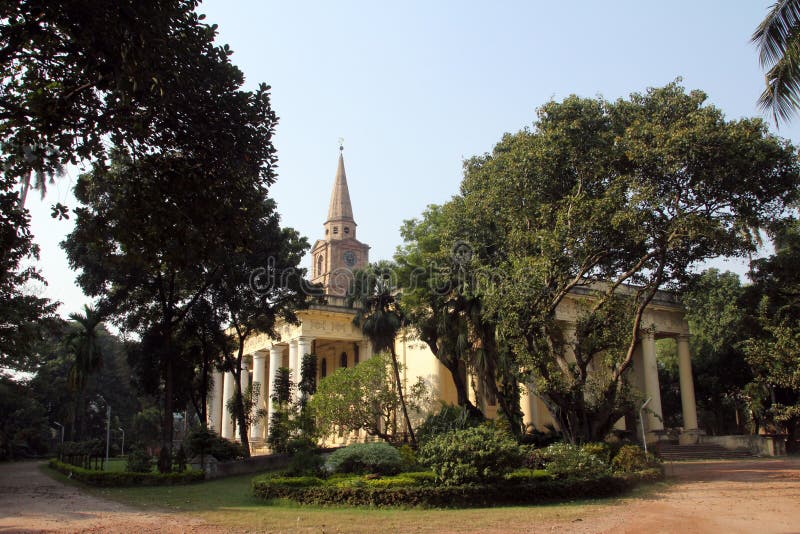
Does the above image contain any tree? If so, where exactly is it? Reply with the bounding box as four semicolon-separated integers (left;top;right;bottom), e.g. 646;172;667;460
741;220;800;450
396;204;481;416
350;263;417;446
753;0;800;124
309;353;428;443
64;305;104;439
453;82;799;443
208;198;308;456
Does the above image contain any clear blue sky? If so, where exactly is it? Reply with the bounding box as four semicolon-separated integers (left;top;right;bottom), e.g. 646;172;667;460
27;1;800;317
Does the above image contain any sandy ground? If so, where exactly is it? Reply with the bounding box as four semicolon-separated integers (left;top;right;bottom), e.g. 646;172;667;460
0;458;798;533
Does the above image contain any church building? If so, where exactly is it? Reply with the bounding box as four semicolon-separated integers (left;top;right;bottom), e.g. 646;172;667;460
206;149;702;450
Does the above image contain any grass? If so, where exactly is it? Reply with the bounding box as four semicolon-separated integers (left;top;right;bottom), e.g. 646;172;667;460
40;463;667;532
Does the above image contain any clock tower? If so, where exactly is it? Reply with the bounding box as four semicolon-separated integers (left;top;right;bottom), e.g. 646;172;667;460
310;146;370;297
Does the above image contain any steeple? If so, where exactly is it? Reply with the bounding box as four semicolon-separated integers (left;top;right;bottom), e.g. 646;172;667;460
326;147;355;225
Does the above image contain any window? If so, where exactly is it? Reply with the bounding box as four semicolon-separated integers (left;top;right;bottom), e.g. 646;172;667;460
344;226;350;234
320;358;327;379
340;352;348;368
316;255;324;276
354;344;360;365
333;226;339;234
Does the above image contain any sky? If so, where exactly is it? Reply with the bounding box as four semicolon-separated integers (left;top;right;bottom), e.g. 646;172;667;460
26;1;800;318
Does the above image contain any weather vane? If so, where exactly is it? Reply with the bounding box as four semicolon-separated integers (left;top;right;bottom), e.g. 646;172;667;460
338;137;344;152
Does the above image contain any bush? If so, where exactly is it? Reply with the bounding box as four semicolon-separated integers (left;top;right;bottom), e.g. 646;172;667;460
49;459;203;486
125;449;153;473
184;427;246;462
398;444;419;472
503;468;553;483
416;404;483;446
286;448;325;477
539;442;609;479
251;469;663;507
581;442;612;464
325;442;402;476
417;425;523;485
611;444;660;473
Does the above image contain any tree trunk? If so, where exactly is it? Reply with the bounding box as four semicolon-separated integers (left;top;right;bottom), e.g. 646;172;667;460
389;346;416;446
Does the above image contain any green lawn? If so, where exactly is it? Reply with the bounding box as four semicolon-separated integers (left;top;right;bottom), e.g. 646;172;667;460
41;463;667;532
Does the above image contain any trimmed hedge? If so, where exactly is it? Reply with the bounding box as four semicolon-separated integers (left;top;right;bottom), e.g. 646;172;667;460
49;459;204;487
251;468;663;507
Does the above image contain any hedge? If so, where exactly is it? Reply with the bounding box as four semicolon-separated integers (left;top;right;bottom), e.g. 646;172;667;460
49;459;205;487
251;468;663;508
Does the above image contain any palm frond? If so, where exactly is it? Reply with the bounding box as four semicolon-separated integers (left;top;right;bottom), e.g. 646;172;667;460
753;0;800;67
758;37;800;123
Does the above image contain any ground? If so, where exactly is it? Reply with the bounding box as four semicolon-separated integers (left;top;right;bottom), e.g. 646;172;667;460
0;458;798;533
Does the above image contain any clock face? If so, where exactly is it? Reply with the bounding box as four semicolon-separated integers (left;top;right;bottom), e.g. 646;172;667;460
343;251;356;267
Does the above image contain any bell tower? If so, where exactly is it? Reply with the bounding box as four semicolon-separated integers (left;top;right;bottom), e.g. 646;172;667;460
310;146;370;297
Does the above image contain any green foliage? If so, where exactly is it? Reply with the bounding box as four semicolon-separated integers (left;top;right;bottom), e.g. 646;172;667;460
416;403;484;446
581;442;612;464
417;425;523;485
398;444;419;472
325;442;403;476
611;445;660;473
310;353;428;443
173;444;187;472
251;469;662;507
49;459;203;487
539;442;609;479
503;468;553;482
299;352;318;399
0;375;51;460
184;428;247;463
125;449;154;473
285;449;325;478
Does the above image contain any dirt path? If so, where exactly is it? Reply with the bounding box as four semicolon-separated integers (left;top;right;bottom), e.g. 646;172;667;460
0;458;798;533
0;461;215;533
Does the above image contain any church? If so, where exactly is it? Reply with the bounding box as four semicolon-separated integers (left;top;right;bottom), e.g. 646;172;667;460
205;150;702;450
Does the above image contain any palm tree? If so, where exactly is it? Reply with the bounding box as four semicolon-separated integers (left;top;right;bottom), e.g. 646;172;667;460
350;263;416;446
65;305;104;439
753;0;800;124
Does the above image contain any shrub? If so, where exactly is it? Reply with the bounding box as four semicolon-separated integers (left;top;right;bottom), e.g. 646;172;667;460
416;404;483;446
417;425;523;485
184;427;246;462
286;448;325;477
539;442;609;479
611;444;660;473
398;444;419;471
49;459;203;486
125;449;153;473
325;442;402;476
503;468;553;483
581;442;612;464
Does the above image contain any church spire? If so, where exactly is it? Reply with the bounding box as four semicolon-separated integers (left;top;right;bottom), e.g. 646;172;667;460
326;145;355;224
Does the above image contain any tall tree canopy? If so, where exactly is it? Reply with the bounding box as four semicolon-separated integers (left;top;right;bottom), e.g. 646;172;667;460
400;82;799;443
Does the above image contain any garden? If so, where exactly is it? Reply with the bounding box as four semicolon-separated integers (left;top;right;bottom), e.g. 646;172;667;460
251;409;662;508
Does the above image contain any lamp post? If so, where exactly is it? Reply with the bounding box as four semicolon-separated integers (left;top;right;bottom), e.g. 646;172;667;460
640;397;652;454
118;427;125;457
98;395;110;463
53;421;64;450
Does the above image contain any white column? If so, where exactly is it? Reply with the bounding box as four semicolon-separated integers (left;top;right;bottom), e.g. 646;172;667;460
677;334;699;437
361;340;373;360
641;330;665;436
297;336;313;383
250;351;267;441
288;339;299;394
267;345;282;439
208;369;223;433
221;371;236;439
240;360;250;394
520;383;539;430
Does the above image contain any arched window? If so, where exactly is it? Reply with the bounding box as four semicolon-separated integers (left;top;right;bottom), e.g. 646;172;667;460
340;352;348;368
316;255;324;276
344;226;350;234
320;358;327;379
333;226;339;234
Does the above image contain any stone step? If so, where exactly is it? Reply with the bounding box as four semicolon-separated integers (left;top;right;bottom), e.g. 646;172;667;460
655;443;753;460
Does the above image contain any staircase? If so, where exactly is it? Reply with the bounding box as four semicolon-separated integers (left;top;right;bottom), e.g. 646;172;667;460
655;442;753;461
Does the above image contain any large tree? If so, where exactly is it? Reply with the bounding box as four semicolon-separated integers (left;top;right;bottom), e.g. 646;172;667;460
449;82;798;443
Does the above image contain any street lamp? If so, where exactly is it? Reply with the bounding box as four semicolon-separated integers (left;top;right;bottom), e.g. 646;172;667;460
53;422;64;448
640;397;652;454
118;427;125;457
98;395;111;463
